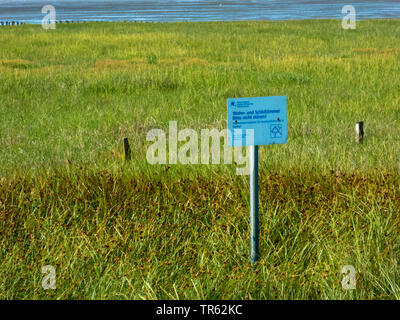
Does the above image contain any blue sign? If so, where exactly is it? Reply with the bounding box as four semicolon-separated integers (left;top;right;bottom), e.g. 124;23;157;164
227;96;287;147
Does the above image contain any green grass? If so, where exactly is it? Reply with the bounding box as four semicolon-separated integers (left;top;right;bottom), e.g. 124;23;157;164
0;20;400;299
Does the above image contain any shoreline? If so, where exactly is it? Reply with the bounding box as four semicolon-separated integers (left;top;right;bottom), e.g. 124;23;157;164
1;17;400;26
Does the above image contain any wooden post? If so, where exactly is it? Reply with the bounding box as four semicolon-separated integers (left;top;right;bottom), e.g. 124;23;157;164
355;121;364;143
123;138;131;161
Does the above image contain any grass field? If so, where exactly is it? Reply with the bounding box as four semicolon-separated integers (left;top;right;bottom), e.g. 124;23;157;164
0;20;400;299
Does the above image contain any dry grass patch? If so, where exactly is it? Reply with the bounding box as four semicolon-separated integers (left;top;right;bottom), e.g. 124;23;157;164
0;59;33;69
93;58;148;70
160;57;209;66
352;48;400;56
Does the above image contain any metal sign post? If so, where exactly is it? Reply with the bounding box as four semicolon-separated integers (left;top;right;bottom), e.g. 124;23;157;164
227;96;287;266
250;145;259;264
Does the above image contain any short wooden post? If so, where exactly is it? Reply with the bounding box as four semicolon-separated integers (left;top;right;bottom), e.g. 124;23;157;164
123;138;131;161
355;121;364;143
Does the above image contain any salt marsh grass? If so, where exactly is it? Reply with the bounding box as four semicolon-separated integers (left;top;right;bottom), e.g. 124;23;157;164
0;20;399;299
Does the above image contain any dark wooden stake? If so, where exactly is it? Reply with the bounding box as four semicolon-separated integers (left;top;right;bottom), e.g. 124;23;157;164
123;138;131;161
355;121;364;143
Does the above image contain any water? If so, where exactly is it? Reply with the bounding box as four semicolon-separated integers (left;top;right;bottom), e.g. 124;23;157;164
0;0;399;24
